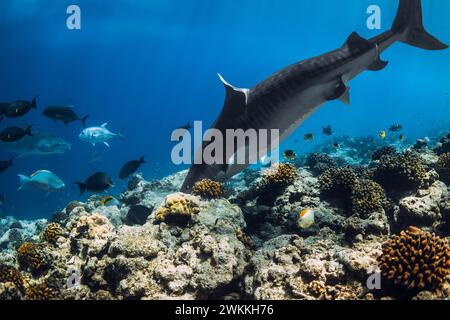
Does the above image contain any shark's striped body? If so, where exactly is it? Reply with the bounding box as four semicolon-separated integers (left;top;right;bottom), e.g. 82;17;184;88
181;0;447;193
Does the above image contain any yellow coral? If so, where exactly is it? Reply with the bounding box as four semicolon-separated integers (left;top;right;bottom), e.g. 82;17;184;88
42;223;65;244
192;179;224;199
155;193;200;223
17;242;47;273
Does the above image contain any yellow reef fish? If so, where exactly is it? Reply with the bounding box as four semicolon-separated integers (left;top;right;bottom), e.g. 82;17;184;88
379;131;387;140
297;208;315;229
99;196;115;206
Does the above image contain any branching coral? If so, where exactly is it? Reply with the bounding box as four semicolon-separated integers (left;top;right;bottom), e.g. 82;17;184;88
17;242;48;274
378;226;450;291
307;153;337;175
155;193;200;224
373;152;427;191
436;152;450;183
318;167;358;199
192;179;224;199
372;146;397;161
261;163;298;188
351;179;389;218
0;264;25;293
42;223;66;244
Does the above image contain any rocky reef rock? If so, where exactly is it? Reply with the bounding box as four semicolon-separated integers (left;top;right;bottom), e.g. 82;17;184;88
398;181;447;227
244;231;385;300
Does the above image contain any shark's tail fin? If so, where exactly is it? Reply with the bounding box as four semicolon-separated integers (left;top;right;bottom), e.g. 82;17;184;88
392;0;448;50
31;96;38;109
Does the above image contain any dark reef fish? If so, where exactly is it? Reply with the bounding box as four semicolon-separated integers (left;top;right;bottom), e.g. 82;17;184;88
181;0;447;192
283;150;297;161
43;106;89;128
0;126;33;143
119;156;146;180
304;133;315;141
389;124;403;132
3;97;37;118
0;158;13;174
322;125;333;136
75;172;114;195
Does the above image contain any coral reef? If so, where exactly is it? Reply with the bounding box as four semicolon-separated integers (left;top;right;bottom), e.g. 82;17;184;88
261;163;298;188
42;223;65;244
434;134;450;155
378;227;450;292
17;242;48;274
192;179;224;199
1;142;449;301
350;180;389;218
372;146;397;161
154;193;200;224
436;153;450;183
373;152;428;191
0;264;25;293
318;167;358;199
307;153;337;175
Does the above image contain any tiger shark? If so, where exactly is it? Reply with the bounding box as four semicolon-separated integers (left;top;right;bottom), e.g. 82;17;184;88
181;0;448;192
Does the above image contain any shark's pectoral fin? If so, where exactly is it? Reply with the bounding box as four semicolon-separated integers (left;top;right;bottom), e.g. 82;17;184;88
328;80;350;106
368;44;389;71
218;74;249;116
368;59;389;71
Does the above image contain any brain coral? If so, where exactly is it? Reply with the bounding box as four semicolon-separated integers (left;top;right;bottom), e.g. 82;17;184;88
318;167;359;199
373;152;427;191
155;193;200;224
17;242;48;274
42;223;66;244
378;226;450;291
262;163;298;188
351;179;389;218
436;152;450;183
192;179;224;199
372;146;397;161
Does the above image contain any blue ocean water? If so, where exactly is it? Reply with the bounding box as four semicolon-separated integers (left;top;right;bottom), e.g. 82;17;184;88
0;0;449;219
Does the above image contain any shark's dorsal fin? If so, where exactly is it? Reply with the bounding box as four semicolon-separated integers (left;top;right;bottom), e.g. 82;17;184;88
344;32;372;50
218;74;249;111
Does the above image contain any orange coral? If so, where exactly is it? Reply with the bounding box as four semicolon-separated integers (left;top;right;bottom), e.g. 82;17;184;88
378;226;450;291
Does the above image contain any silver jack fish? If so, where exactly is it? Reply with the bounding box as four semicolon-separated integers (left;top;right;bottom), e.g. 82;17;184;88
181;0;448;192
